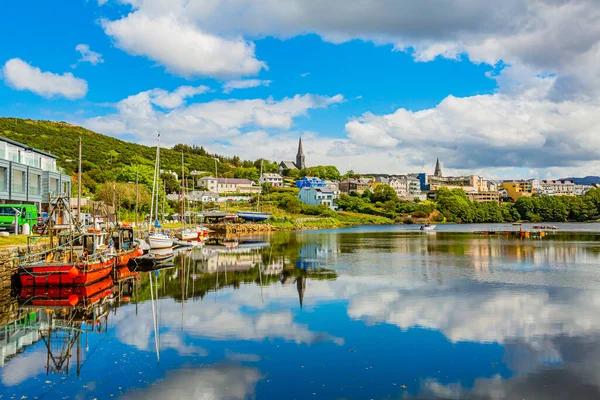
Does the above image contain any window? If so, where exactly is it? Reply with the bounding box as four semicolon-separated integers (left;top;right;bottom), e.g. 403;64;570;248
29;174;40;195
13;170;25;193
0;167;6;191
50;178;59;193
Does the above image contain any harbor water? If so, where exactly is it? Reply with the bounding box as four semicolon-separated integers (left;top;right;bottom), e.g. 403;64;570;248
3;224;600;399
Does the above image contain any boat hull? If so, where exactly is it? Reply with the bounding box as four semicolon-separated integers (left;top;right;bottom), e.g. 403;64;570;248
19;258;115;287
149;235;173;249
116;247;144;267
237;212;271;222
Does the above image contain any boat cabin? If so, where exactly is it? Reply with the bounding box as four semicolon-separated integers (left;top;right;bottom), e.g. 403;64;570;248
111;227;135;252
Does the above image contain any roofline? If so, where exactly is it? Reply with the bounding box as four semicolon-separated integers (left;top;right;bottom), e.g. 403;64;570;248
0;135;58;159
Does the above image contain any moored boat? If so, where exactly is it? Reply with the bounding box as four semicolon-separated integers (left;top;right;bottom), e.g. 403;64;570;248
149;233;173;249
20;230;116;287
237;211;272;222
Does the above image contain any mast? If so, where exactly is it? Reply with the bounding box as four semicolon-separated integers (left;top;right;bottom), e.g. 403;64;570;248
149;133;160;232
77;137;82;224
181;151;185;227
135;166;139;228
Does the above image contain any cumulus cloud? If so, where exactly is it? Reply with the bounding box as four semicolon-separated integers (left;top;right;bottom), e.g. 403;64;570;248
2;58;88;99
122;364;262;400
108;0;600;95
223;79;271;94
102;12;266;78
75;44;104;65
81;89;343;145
344;81;600;172
92;0;600;177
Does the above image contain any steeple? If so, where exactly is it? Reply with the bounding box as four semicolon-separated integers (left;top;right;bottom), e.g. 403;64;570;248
296;137;305;170
296;276;306;309
434;158;442;177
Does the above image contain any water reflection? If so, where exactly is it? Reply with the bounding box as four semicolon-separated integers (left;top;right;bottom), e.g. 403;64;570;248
2;230;600;398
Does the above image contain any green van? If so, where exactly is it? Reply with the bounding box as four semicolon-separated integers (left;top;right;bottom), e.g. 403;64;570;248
0;204;38;234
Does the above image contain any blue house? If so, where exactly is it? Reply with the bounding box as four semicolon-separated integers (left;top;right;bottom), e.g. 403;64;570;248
296;176;326;189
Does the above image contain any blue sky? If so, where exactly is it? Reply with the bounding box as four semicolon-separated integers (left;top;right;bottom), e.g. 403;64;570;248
1;0;599;178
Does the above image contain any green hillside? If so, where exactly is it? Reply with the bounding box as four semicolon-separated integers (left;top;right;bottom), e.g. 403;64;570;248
0;118;249;179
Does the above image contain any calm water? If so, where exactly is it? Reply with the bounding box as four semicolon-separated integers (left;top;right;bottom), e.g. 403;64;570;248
3;225;600;399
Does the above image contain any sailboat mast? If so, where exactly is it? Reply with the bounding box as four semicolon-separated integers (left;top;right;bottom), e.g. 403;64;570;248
149;133;160;231
181;151;185;227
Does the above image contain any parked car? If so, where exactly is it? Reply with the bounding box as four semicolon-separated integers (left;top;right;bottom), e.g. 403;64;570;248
36;212;49;233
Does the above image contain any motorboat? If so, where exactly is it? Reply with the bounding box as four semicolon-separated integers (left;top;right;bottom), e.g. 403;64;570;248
420;224;437;231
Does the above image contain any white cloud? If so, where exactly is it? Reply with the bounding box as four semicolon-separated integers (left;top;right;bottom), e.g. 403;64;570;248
102;12;266;78
122;365;262;400
81;90;343;145
109;0;600;95
148;85;209;109
342;79;600;173
2;58;88;99
75;44;104;65
223;79;271;94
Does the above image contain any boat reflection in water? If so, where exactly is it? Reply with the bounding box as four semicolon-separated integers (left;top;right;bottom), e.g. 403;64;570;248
5;267;140;377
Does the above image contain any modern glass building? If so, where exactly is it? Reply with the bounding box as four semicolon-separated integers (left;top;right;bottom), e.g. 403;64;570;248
0;136;71;208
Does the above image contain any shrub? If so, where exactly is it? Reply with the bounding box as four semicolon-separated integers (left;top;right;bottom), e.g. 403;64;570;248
411;210;428;218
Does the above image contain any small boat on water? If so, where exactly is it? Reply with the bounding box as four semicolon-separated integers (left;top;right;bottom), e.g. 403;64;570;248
20;230;116;287
129;249;175;270
420;224;436;231
148;232;173;249
237;211;272;222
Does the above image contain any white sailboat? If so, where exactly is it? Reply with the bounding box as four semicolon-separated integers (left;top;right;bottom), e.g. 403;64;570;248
148;133;174;250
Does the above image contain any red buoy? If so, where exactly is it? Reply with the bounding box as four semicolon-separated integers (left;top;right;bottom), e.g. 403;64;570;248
68;267;80;278
68;294;79;306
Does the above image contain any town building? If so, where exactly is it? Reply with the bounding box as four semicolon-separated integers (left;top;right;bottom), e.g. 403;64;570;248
259;173;283;187
389;175;422;200
196;176;259;194
502;180;535;201
0;136;71;208
339;178;371;194
298;186;338;210
279;137;306;173
296;176;326;188
537;180;591;196
468;192;501;204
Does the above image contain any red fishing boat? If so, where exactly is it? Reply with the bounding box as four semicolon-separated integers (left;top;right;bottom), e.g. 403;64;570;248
19;277;115;307
111;226;144;267
20;230;116;287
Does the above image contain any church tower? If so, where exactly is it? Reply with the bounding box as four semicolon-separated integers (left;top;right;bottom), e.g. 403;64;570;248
434;158;442;177
296;137;306;170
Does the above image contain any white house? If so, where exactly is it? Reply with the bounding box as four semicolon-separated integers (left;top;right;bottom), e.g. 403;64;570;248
389;175;422;199
259;173;283;187
197;176;259;194
298;186;338;210
536;180;591;196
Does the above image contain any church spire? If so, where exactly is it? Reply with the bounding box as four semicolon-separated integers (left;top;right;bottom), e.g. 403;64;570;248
434;158;442;177
296;276;306;309
296;137;306;170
